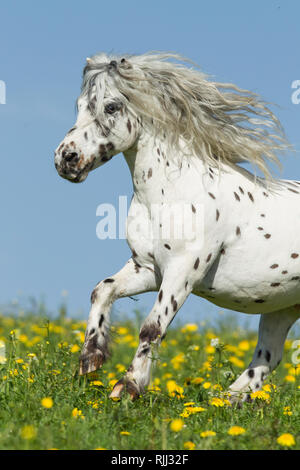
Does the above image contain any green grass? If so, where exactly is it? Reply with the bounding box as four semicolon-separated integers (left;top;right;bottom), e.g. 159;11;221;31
0;309;299;450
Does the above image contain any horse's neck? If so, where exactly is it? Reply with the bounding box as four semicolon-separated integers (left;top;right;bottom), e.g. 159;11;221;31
123;133;207;205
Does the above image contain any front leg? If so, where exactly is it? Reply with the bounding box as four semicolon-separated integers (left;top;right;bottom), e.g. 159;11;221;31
79;258;160;375
110;254;212;399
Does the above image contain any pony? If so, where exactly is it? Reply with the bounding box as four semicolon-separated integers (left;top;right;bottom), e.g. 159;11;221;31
54;52;299;403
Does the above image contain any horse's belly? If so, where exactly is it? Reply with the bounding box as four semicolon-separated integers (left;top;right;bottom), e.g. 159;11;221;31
193;251;300;314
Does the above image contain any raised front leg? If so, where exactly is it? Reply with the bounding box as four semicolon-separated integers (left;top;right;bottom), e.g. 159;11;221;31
109;256;205;399
79;258;159;375
228;307;300;403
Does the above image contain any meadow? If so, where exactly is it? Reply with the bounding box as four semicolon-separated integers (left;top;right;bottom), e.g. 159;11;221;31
0;305;299;450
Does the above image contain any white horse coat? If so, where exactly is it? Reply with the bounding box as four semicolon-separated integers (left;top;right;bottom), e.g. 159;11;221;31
54;53;299;402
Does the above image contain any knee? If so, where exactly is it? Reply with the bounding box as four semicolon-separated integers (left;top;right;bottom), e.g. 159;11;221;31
90;277;116;304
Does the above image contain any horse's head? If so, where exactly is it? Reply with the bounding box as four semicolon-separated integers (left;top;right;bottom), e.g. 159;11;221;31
54;57;140;183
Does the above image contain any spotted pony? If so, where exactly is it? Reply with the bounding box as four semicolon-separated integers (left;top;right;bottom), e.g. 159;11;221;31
54;52;299;403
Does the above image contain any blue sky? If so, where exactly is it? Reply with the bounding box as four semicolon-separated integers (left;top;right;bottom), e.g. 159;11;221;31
0;0;299;328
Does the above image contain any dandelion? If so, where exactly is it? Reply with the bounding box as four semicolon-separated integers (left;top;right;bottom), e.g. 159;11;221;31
229;356;245;368
181;324;198;333
90;380;104;387
72;408;85;419
20;425;37;440
283;406;292;416
184;441;195;450
191;377;204;385
166;380;184;399
41;397;53;409
209;397;230;407
250;390;271;402
238;340;250;351
70;344;80;353
200;430;216;438
170;419;184;432
202;382;211;389
228;426;246;436
277;433;295;447
120;431;131;436
284;375;296;383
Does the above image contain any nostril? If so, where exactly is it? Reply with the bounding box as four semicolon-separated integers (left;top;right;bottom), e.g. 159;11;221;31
65;152;79;163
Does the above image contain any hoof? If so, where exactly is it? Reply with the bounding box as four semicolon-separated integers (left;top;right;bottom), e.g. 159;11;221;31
109;379;140;401
79;351;105;375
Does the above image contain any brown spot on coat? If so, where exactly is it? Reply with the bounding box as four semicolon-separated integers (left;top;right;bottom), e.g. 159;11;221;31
208;192;215;199
234;192;240;201
291;253;299;259
270;264;278;269
139;323;161;343
194;258;200;269
264;234;271;239
248;192;254;202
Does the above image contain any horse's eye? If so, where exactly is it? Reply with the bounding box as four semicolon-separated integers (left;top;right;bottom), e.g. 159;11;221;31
105;102;121;114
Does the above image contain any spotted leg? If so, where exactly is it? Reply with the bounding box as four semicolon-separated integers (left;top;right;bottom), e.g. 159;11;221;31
228;306;300;403
109;260;197;399
79;258;160;375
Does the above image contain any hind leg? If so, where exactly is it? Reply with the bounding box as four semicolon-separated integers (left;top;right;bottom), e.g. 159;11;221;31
228;306;300;403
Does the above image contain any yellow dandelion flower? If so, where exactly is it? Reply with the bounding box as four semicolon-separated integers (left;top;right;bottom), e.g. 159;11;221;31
202;381;211;389
284;375;296;383
277;433;295;447
185;406;206;414
283;406;292;416
238;340;250;351
205;345;215;354
72;408;85;419
166;380;184;399
250;390;270;402
115;364;126;373
184;441;195;450
209;397;230;407
200;430;216;438
170;419;184;432
117;326;129;335
70;344;80;353
228;426;246;436
41;397;53;409
90;380;104;387
191;377;204;385
181;324;198;333
120;431;131;436
229;356;245;368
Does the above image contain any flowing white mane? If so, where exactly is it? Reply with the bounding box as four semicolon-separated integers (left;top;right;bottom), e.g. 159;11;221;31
81;52;290;178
